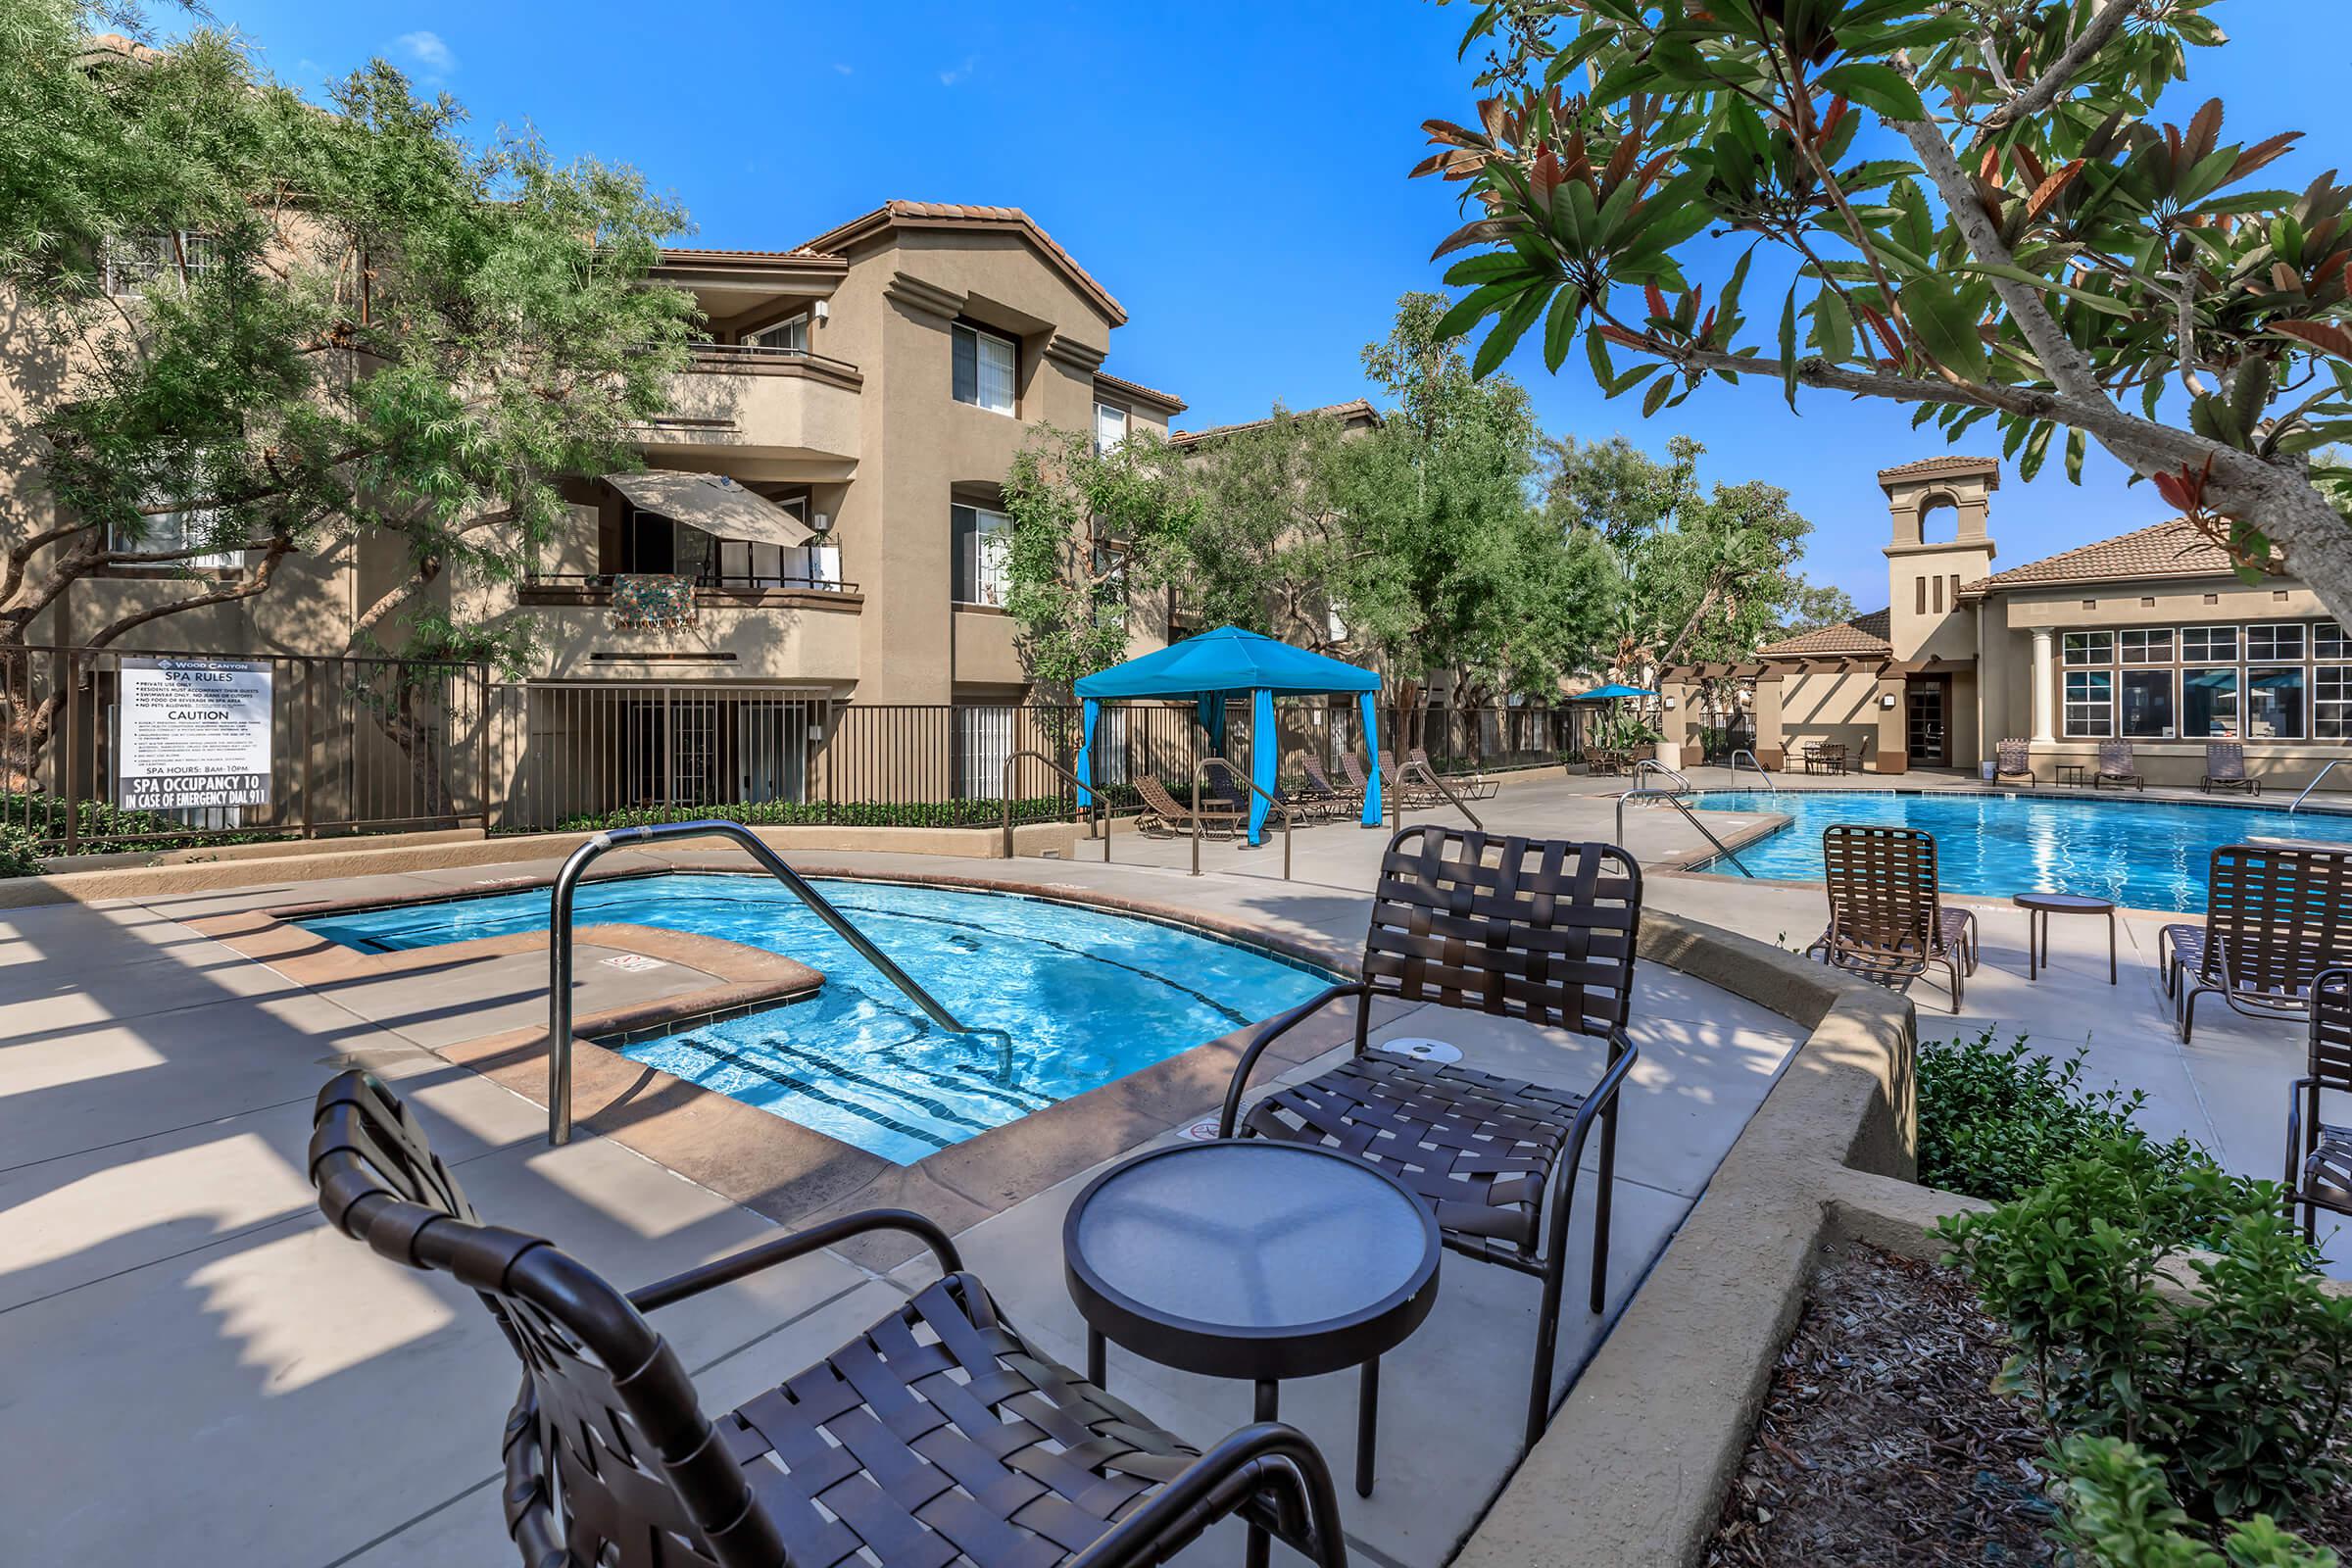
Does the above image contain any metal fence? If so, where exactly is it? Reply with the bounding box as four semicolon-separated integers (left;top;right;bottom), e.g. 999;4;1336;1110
0;646;491;852
0;645;1595;854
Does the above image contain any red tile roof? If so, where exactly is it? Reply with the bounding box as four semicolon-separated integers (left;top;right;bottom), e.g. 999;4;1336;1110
1171;399;1382;446
1756;607;1893;659
1092;370;1187;413
794;201;1126;324
1960;517;2250;597
656;245;841;266
1878;455;2002;486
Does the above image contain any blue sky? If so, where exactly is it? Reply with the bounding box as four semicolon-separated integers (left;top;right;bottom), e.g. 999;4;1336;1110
186;1;2343;612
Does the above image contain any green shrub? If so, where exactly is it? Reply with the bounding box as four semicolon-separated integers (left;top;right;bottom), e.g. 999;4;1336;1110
1939;1142;2352;1522
1919;1026;2230;1209
0;793;286;874
0;824;42;879
2051;1435;2339;1568
538;786;1154;837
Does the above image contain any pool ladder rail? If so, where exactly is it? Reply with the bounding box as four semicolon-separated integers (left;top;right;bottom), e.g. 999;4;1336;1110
1615;786;1757;878
544;818;968;1147
1729;749;1779;793
2292;759;2346;813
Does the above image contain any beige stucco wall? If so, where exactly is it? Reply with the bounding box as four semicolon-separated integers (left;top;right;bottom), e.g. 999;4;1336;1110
1775;669;1882;767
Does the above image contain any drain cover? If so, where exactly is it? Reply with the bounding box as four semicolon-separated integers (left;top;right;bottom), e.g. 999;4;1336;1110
1178;1118;1223;1141
1378;1036;1463;1063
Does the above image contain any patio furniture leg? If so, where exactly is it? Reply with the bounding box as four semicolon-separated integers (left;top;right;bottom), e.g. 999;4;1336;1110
1355;1358;1378;1498
2028;909;2039;981
1590;1100;1617;1315
1088;1324;1106;1388
1248;1381;1280;1568
1527;1246;1568;1450
2107;909;2116;985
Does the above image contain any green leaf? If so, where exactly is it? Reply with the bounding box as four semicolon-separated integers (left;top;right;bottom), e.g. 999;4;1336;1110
1778;288;1800;408
1585;324;1616;390
1640;373;1674;417
1542;286;1585;373
1899;276;1990;381
1472;286;1546;378
2064;428;2086;484
1814;62;1926;122
1809;286;1854;361
1443;253;1544;287
1433;280;1523;342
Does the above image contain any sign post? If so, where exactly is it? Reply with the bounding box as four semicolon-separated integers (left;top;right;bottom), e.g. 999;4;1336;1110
116;656;273;812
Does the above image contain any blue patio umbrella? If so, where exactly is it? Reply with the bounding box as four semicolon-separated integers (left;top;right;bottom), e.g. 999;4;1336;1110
1073;627;1384;843
1572;683;1657;701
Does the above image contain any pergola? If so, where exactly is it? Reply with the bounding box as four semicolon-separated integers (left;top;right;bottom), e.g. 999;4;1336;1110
1074;627;1384;844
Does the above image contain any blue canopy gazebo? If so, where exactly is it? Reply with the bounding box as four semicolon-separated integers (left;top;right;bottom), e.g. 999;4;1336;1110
1074;626;1384;844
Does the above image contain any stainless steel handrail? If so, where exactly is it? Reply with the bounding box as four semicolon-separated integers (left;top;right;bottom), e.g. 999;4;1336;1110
1729;748;1777;792
1616;786;1756;877
1191;757;1296;879
1394;757;1485;831
999;749;1111;863
1632;758;1691;794
545;818;966;1146
2292;758;2345;813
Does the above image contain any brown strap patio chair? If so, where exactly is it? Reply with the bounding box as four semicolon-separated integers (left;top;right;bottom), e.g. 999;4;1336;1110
2180;843;2352;1042
1377;749;1443;808
1300;755;1364;816
1342;750;1388;807
2093;739;2144;790
2160;921;2207;1000
2202;741;2261;795
1804;823;1978;1012
1134;773;1241;838
2286;967;2352;1242
1216;826;1642;1450
1994;738;2034;784
308;1073;1348;1568
1408;746;1498;800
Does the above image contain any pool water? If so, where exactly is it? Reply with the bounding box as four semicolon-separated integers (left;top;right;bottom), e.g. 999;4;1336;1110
1687;790;2352;913
301;874;1336;1163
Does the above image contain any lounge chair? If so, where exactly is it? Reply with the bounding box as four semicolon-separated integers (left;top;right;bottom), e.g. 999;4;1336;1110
1408;746;1499;800
1377;749;1442;808
1805;823;1979;1012
1342;751;1389;809
308;1073;1350;1568
1135;774;1241;838
2093;739;2144;790
1300;755;1364;816
1217;826;1642;1449
2159;921;2206;1000
2180;842;2352;1042
2285;967;2352;1242
2202;741;2261;795
1994;737;2034;785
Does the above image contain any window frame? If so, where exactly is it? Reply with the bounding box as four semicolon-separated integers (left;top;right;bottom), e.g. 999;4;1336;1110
2118;627;2174;665
2118;667;2177;739
2246;622;2307;662
2063;669;2114;738
2246;662;2308;741
748;313;808;355
2181;623;2238;663
2061;630;2113;667
1094;400;1129;455
952;321;1018;416
952;502;1013;607
103;230;219;298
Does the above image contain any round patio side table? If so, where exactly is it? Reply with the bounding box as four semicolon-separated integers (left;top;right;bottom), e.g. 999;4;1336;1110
1063;1139;1441;1565
2014;891;2117;983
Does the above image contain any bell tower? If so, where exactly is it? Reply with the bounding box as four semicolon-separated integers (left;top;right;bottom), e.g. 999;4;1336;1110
1881;457;1997;662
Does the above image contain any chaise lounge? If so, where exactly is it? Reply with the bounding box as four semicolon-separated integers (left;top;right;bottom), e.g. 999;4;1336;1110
1994;737;2034;785
1805;823;1979;1012
2179;842;2352;1043
2283;967;2352;1243
2202;740;2261;795
1135;774;1241;838
2093;738;2144;790
308;1072;1351;1568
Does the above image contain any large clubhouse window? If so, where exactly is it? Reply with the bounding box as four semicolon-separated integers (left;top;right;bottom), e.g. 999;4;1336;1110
952;322;1017;416
2317;622;2352;662
2319;665;2352;740
2182;624;2237;662
2183;668;2239;738
951;503;1011;606
2120;669;2176;738
2118;628;2173;664
2063;670;2113;736
2247;622;2306;662
2249;665;2306;739
2062;631;2111;665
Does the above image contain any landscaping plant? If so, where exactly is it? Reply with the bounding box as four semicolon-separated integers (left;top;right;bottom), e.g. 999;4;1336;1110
1940;1142;2352;1523
1919;1026;2224;1206
2051;1435;2338;1568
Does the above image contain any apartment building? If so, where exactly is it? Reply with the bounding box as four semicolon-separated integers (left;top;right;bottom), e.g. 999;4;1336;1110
1664;455;2352;790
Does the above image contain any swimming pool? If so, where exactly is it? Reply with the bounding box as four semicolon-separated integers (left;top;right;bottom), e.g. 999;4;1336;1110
1686;790;2352;912
301;874;1337;1163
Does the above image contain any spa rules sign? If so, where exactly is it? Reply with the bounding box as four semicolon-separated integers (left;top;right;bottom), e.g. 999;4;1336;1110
117;657;273;810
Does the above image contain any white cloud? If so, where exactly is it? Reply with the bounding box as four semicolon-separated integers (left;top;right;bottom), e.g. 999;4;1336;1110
938;57;975;86
394;30;457;78
831;62;854;75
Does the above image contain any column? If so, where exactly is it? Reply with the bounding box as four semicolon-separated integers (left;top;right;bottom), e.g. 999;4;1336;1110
2031;627;2056;744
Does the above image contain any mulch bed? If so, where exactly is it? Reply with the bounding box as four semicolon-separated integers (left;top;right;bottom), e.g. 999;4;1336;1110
1706;1242;2056;1567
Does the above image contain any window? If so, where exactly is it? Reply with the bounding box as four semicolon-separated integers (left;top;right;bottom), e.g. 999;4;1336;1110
2248;665;2307;739
2182;624;2237;663
2319;666;2352;740
104;231;220;297
951;503;1011;606
2063;670;2113;737
952;322;1016;416
955;707;1014;800
2118;628;2173;664
2315;622;2352;662
2119;669;2176;739
1094;401;1129;454
1915;577;1927;615
2182;667;2239;738
113;486;242;571
749;314;808;355
1933;575;1944;613
2247;621;2306;662
2061;630;2112;666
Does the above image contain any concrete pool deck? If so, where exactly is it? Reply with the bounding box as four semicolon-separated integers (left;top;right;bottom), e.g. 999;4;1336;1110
0;765;2340;1564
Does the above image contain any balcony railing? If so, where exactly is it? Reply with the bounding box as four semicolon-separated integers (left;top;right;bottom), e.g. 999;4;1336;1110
520;570;861;596
683;341;861;379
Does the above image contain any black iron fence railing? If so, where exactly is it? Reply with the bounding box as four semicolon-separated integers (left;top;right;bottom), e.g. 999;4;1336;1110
0;649;1593;858
518;571;861;596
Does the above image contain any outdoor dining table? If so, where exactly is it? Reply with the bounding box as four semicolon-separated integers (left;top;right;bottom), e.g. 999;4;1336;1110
1063;1139;1441;1563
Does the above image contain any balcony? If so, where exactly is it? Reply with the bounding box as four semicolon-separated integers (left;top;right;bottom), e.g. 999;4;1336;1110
637;344;863;473
516;571;864;684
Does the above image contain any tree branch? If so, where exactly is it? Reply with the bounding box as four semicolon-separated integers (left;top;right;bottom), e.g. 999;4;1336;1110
1982;1;2138;129
80;537;296;651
